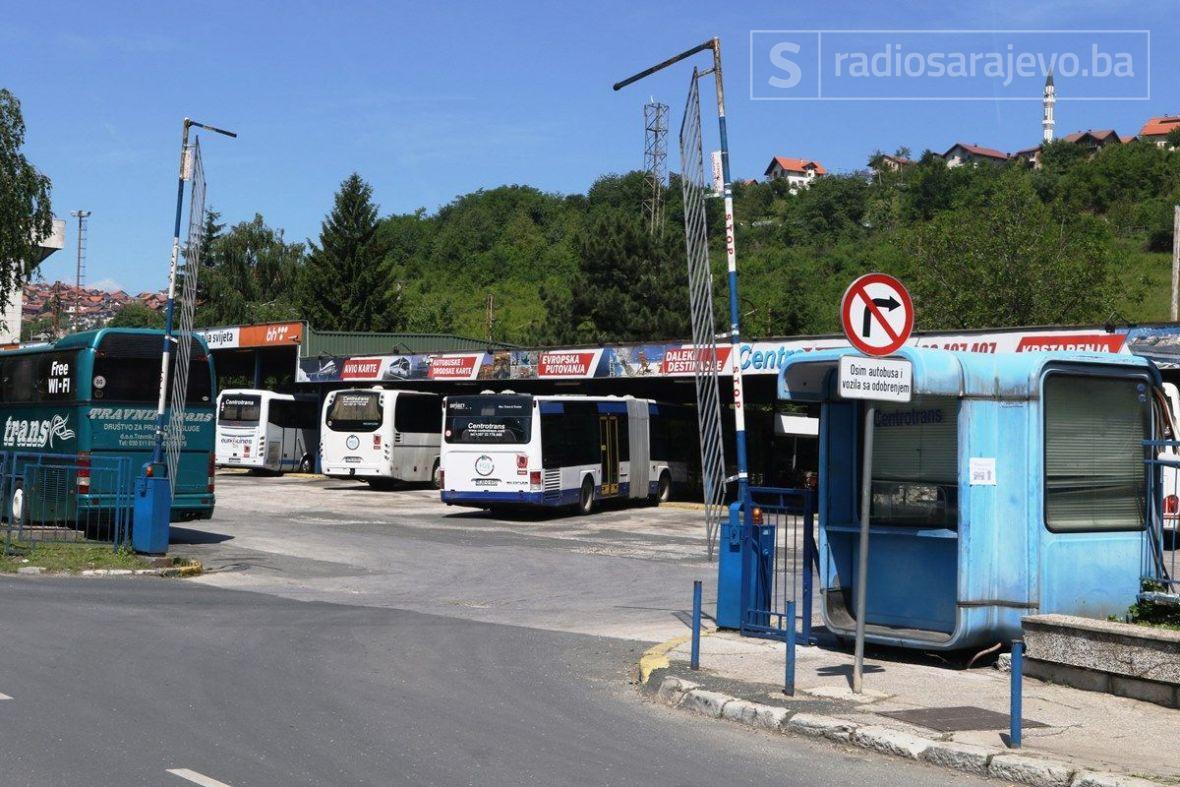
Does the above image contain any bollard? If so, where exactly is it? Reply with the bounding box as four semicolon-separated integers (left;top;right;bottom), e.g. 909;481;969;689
783;600;796;696
690;580;702;671
1010;640;1023;749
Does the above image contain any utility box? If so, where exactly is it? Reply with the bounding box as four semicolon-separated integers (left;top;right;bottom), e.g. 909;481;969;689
133;465;171;554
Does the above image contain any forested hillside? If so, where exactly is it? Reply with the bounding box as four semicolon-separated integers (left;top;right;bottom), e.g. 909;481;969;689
192;138;1180;344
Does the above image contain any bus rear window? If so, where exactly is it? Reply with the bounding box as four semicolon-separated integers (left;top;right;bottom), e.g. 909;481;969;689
93;334;212;404
445;396;532;444
219;395;261;425
327;392;383;432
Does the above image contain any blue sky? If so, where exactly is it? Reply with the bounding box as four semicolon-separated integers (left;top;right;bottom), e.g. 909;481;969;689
3;0;1177;293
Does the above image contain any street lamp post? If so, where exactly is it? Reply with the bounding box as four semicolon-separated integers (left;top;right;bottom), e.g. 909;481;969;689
133;117;236;555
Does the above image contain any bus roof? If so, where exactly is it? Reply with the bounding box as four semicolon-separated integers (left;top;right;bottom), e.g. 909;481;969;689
0;328;211;357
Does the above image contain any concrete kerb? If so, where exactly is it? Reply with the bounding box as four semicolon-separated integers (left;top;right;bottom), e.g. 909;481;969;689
6;560;203;579
644;670;1173;787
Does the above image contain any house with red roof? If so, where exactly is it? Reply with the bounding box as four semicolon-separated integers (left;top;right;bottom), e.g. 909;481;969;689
1139;115;1180;148
941;143;1009;168
763;156;826;191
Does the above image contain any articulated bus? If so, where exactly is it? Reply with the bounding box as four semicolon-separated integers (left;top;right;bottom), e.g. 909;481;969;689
439;393;690;513
216;389;319;473
0;328;217;522
320;388;441;487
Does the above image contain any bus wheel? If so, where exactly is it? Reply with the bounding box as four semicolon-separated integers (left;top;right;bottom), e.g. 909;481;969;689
296;455;313;474
431;460;441;489
10;481;23;526
656;472;671;505
578;476;595;515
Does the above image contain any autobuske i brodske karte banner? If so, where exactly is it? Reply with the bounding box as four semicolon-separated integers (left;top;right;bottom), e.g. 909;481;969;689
294;326;1156;384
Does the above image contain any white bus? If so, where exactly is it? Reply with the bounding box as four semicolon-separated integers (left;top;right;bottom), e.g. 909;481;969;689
321;388;441;487
439;393;685;513
216;389;319;473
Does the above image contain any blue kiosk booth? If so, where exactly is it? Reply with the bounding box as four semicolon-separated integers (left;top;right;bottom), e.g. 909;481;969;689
776;346;1159;651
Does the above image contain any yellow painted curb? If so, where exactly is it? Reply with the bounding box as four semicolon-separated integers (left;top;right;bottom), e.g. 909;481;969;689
662;501;706;511
639;633;702;684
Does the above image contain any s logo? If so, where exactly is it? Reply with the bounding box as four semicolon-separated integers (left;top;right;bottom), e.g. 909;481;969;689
769;41;802;89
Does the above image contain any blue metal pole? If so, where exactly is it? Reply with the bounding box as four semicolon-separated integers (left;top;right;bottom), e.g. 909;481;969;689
691;579;702;670
802;492;815;645
150;119;192;467
1010;640;1023;748
783;599;796;695
708;41;750;521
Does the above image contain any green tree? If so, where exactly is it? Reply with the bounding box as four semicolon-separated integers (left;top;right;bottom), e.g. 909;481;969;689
0;89;53;324
1167;127;1180;150
196;213;304;326
108;301;165;328
904;171;1118;329
298;174;393;331
553;211;688;343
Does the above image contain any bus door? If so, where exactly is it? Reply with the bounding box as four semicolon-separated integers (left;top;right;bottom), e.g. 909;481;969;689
600;414;619;496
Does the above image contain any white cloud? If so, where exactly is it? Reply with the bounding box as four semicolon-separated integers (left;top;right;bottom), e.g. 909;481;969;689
90;278;125;292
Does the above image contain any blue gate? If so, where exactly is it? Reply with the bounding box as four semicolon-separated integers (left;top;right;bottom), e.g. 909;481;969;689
716;486;818;643
1143;440;1180;601
2;452;134;552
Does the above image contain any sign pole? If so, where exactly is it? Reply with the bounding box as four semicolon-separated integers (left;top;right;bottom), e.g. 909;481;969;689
1171;205;1179;322
853;405;875;694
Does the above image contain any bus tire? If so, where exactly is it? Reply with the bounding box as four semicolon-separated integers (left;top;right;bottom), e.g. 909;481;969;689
578;476;595;515
431;460;441;489
10;480;23;527
296;455;313;474
655;472;671;505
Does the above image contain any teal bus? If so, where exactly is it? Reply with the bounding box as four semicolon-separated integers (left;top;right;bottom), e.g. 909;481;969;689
0;328;217;524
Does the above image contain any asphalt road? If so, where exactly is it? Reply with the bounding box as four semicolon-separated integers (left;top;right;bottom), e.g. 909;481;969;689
0;475;991;785
0;577;988;786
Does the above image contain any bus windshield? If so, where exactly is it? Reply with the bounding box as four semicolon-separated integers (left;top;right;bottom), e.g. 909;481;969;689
219;394;261;425
445;395;532;444
327;391;383;432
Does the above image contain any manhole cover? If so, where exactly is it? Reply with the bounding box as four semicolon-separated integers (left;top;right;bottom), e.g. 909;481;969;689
879;706;1047;732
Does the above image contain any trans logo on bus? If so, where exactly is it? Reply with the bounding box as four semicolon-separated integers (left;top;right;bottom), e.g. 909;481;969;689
474;455;495;476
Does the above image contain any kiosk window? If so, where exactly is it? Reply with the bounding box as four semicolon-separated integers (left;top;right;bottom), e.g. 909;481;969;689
1044;375;1147;533
870;397;960;528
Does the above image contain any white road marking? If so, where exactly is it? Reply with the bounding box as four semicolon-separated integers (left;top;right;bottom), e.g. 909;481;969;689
166;769;233;787
0;692;11;700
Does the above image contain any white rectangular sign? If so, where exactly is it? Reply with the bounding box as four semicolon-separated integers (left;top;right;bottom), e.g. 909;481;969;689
838;355;913;402
711;150;724;195
970;457;997;486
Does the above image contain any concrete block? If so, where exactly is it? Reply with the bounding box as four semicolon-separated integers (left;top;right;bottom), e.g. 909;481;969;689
920;740;997;775
851;725;932;760
1025;658;1112;693
1072;771;1168;787
655;676;698;706
750;704;791;733
787;713;858;742
678;689;730;718
105;569;133;576
721;699;760;725
16;566;45;575
1023;614;1180;685
1109;675;1178;709
990;753;1075;787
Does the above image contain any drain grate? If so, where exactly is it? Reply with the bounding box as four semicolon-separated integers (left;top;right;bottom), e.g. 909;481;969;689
879;706;1047;732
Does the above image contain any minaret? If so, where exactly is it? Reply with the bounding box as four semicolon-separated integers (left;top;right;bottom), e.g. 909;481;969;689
1042;71;1056;143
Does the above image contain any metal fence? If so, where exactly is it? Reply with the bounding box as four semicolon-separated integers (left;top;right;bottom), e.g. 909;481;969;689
741;486;817;644
679;67;727;560
1;452;134;553
165;137;207;495
1143;440;1180;598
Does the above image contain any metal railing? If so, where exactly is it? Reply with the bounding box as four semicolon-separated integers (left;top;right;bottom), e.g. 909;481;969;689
1143;440;1180;598
2;452;134;553
741;486;817;644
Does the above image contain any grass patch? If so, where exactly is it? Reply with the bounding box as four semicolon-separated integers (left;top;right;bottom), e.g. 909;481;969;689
0;541;153;574
1124;581;1180;631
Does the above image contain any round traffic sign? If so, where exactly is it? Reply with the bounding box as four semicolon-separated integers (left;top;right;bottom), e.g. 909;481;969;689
840;273;914;356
